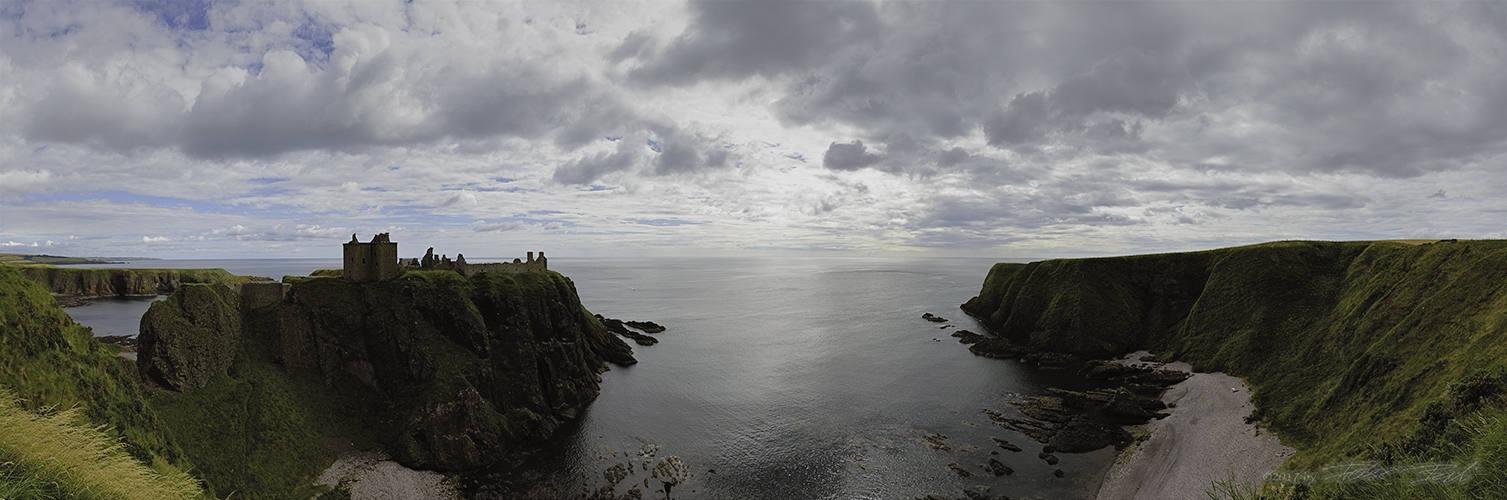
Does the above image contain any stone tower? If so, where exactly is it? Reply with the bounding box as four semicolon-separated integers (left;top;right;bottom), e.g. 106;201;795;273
343;233;400;282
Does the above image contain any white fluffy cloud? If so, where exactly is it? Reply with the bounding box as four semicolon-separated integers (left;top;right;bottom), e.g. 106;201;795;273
0;1;1501;258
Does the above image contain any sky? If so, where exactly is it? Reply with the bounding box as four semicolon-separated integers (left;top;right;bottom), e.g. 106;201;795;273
0;0;1502;260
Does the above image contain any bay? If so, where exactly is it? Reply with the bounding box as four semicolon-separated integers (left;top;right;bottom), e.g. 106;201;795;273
63;257;1117;499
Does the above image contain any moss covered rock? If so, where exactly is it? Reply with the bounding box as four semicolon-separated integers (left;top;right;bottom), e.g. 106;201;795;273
274;270;635;471
137;283;242;392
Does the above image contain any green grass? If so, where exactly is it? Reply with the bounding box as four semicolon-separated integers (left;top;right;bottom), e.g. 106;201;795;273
145;302;347;500
0;266;186;467
6;265;239;295
965;240;1507;494
0;389;204;500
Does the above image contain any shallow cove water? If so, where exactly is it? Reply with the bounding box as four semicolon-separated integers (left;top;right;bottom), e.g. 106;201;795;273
65;257;1120;499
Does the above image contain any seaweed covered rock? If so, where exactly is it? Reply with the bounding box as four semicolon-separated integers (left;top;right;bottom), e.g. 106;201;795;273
137;283;242;392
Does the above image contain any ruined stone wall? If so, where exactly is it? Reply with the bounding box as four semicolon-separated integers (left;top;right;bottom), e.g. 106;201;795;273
459;251;547;277
240;281;290;310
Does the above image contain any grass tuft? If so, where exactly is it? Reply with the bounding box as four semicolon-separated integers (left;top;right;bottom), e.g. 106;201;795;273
0;388;204;500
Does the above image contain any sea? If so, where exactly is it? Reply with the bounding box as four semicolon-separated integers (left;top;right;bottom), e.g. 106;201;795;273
64;257;1118;500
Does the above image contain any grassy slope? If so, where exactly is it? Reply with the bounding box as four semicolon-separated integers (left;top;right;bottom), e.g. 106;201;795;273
146;298;351;500
0;389;203;500
964;240;1507;471
0;266;205;497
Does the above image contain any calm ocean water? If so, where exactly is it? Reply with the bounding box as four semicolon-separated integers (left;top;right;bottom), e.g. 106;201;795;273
64;257;1116;499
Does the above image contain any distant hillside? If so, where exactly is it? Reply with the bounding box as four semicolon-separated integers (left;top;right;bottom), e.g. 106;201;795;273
0;253;158;266
9;266;239;296
962;240;1507;495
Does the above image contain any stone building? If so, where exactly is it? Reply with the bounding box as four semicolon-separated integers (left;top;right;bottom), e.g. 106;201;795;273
343;233;401;282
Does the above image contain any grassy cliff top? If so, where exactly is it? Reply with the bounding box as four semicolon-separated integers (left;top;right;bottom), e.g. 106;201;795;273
964;239;1507;471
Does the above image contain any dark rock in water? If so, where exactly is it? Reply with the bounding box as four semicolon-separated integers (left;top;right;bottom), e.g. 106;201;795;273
1043;455;1059;465
922;312;948;323
1053;468;1065;477
985;458;1014;476
968;336;1035;359
623;320;665;333
994;386;1162;452
947;462;972;477
1022;351;1082;369
951;330;987;344
961;487;994;499
1078;360;1139;379
1049;417;1134;453
596;315;659;346
991;437;1022;452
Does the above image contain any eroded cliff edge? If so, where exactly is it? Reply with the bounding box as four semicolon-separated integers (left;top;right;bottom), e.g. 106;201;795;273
273;270;635;470
137;269;637;497
959;240;1507;472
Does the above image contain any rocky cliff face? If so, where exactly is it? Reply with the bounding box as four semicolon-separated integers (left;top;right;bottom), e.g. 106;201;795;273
137;283;242;392
18;267;236;296
140;268;637;473
960;239;1507;465
275;270;635;470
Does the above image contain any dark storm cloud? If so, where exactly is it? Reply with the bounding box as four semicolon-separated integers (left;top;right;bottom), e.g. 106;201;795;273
634;1;1504;180
626;0;882;83
821;140;883;171
552;140;644;185
984;50;1186;149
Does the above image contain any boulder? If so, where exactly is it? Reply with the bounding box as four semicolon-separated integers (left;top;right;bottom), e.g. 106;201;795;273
137;283;242;392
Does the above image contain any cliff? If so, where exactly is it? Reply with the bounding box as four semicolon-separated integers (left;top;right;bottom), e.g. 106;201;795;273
961;240;1507;469
12;266;237;296
0;267;189;472
274;270;635;470
137;269;636;497
137;283;243;392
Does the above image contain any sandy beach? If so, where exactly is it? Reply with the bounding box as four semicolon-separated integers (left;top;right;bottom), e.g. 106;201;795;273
1095;352;1295;500
316;448;459;500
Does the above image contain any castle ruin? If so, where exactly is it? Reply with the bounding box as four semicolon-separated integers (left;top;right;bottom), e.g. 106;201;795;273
343;233;546;282
344;233;401;282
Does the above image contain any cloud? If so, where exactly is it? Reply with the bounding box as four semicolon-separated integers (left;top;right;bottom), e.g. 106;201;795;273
822;140;883;171
626;1;882;83
552;139;645;185
0;170;52;196
984;50;1185;150
0;1;1500;258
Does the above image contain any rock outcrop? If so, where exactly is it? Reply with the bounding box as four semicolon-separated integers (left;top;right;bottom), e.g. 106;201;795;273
17;267;236;297
273;270;635;471
959;239;1507;466
137;283;242;392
